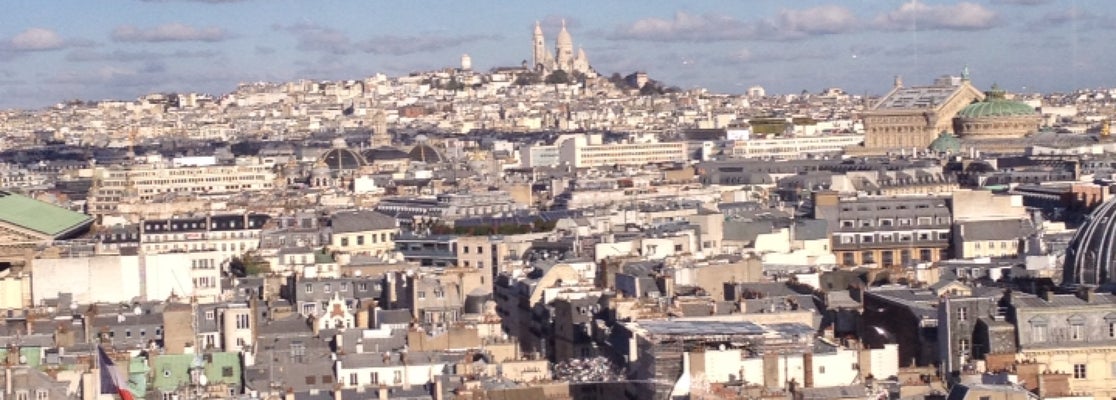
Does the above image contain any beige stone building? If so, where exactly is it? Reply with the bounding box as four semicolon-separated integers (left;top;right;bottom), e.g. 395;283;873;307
329;210;399;257
856;73;984;154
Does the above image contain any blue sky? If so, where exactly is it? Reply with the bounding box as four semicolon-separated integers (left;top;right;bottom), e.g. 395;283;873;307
0;0;1112;109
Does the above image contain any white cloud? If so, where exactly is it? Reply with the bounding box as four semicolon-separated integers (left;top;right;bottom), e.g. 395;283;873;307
8;28;66;51
275;23;498;56
139;0;250;3
992;0;1049;5
874;1;998;31
112;22;232;42
776;5;859;36
357;34;500;55
610;7;859;43
610;11;756;42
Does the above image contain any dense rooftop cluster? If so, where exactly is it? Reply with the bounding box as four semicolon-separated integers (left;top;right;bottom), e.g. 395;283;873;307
2;67;1116;400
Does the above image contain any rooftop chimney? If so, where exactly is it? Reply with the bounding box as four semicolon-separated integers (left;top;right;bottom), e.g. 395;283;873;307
1076;286;1097;303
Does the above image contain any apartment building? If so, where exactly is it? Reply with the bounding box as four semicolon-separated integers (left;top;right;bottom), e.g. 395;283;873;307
87;160;277;215
812;191;952;267
558;134;688;168
728;134;864;159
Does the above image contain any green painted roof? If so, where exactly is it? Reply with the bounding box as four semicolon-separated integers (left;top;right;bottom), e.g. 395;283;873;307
956;88;1036;119
928;132;962;152
129;356;150;395
0;191;92;237
956;100;1036;118
152;353;241;391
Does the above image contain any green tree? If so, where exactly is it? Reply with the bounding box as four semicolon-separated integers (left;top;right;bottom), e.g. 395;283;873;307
514;72;541;86
545;70;571;85
444;77;465;91
229;250;269;277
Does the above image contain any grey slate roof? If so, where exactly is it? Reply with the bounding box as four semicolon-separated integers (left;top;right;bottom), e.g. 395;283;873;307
794;219;828;241
331;210;398;233
956;218;1034;241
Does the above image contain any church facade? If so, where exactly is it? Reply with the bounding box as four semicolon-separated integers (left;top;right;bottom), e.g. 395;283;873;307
532;20;594;77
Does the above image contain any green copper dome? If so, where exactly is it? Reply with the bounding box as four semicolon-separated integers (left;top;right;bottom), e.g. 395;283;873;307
956;85;1037;118
928;131;961;153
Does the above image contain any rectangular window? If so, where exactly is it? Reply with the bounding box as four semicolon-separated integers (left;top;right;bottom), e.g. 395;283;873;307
305;284;313;293
1032;325;1047;342
357;235;365;245
1109;322;1116;338
324;284;331;293
394;370;403;384
958;307;968;321
1074;363;1086;379
236;314;250;330
350;372;358;385
1071;324;1084;340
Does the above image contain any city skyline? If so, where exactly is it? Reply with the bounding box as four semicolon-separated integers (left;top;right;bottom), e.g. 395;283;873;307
0;0;1112;109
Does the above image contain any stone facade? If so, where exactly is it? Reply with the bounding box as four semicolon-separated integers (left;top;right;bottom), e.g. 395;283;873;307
857;74;984;154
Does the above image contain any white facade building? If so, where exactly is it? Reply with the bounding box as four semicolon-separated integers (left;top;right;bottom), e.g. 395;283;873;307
729;134;864;159
31;250;224;305
558;134;687;168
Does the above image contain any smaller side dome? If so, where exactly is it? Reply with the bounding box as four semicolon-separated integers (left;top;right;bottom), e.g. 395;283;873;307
319;148;366;171
928;131;962;153
408;144;445;163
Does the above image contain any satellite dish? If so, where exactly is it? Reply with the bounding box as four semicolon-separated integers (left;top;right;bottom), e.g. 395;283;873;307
198;374;208;386
134;306;143;316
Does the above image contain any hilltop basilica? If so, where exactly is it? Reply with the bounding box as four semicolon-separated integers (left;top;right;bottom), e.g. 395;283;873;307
532;20;596;78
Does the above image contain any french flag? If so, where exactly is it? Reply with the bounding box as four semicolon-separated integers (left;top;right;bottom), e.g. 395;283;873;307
98;346;135;400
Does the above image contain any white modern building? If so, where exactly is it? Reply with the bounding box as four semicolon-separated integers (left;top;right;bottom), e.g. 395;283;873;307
558;134;688;168
729;135;864;159
87;159;277;215
31;250;224;304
